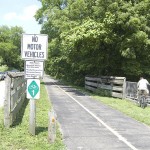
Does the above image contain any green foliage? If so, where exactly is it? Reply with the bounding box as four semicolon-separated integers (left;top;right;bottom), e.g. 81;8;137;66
0;65;8;72
95;88;112;97
0;57;8;71
0;25;24;71
35;0;150;84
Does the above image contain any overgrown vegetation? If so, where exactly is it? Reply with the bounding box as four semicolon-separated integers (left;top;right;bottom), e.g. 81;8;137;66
0;26;24;71
95;88;111;97
35;0;150;85
0;82;65;150
1;1;150;84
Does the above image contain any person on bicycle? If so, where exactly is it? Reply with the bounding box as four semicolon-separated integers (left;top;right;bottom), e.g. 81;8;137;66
137;77;149;96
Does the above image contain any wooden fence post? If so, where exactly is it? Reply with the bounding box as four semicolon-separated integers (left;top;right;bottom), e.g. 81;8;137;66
48;110;56;143
122;78;126;99
4;76;11;127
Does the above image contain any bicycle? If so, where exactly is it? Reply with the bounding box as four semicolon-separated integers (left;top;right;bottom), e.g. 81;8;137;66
137;90;148;109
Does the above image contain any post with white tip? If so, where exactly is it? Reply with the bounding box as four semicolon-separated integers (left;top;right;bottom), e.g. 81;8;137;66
27;79;40;135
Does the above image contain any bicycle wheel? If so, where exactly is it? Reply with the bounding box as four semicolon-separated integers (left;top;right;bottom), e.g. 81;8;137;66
143;97;147;108
141;97;146;109
139;97;142;107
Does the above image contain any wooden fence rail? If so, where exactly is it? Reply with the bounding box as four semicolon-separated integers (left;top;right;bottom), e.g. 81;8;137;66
85;77;150;102
4;72;26;127
85;76;126;99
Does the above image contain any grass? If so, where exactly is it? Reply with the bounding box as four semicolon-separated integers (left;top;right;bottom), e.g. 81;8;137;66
0;81;65;150
93;95;150;126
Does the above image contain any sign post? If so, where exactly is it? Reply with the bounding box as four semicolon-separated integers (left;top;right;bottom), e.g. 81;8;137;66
27;79;40;135
21;34;48;136
29;99;36;135
27;79;40;99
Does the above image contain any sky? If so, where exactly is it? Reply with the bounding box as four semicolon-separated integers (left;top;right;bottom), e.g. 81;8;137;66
0;0;42;34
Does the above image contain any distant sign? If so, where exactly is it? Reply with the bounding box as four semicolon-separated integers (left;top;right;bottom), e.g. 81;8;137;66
21;34;48;60
25;61;44;79
27;79;40;99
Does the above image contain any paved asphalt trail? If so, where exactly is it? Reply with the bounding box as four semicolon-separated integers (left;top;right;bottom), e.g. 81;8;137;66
43;75;150;150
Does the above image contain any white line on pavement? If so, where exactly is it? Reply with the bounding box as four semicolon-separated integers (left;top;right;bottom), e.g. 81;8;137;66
53;82;138;150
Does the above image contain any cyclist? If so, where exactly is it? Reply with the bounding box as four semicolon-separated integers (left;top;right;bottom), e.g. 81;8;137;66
137;77;149;106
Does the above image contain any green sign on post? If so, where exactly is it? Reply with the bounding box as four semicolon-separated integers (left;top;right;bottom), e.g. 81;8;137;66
27;79;40;99
28;81;39;98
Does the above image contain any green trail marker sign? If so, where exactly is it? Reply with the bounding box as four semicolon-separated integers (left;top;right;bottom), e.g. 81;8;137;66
27;79;40;99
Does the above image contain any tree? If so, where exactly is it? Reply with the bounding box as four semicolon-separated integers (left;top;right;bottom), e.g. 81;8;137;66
0;25;24;70
35;0;150;84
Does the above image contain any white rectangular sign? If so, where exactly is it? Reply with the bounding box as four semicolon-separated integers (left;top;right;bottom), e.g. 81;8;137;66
21;34;48;60
25;61;44;79
27;79;40;99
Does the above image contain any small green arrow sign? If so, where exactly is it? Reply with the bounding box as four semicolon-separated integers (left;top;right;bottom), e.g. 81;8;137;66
28;80;39;98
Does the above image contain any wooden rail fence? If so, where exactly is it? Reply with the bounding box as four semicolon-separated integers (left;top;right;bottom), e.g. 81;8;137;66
4;72;26;127
85;76;126;99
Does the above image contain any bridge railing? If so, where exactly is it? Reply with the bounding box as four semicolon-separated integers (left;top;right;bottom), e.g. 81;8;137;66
85;76;150;102
85;76;126;99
